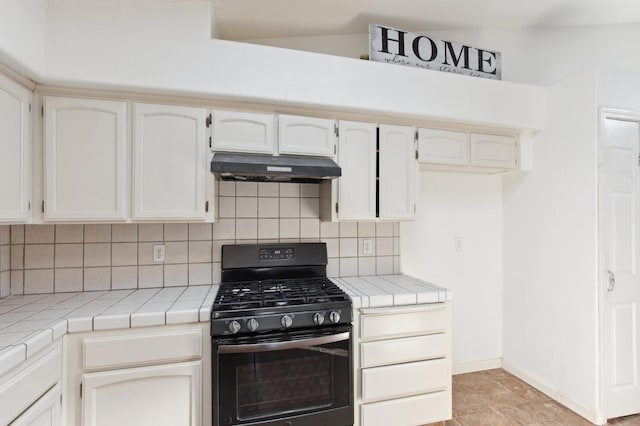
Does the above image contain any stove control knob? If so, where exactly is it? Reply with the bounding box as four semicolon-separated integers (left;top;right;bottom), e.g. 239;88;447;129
281;315;293;329
247;318;259;332
313;312;325;325
228;320;241;334
329;311;341;324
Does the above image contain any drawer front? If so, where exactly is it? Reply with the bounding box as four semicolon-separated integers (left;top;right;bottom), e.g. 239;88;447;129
362;359;449;403
83;328;202;370
361;391;451;426
361;305;448;340
0;346;62;426
361;333;447;368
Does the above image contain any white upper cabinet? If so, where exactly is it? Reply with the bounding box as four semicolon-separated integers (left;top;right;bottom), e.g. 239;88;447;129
133;103;207;221
278;114;336;157
211;110;275;154
0;73;31;222
418;128;468;166
379;125;417;220
418;127;518;172
44;97;128;221
470;133;517;169
337;121;377;220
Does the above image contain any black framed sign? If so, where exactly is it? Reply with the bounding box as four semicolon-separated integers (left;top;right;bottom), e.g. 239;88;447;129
369;24;502;80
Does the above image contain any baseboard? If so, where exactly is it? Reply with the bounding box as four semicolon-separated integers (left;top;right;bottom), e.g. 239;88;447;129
452;358;502;375
502;358;605;425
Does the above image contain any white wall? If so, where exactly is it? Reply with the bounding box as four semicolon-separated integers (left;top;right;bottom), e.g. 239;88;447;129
401;172;503;372
0;0;546;130
247;24;640;87
0;0;46;79
502;69;600;421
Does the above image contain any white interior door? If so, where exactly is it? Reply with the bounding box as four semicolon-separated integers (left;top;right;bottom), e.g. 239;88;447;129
602;114;640;419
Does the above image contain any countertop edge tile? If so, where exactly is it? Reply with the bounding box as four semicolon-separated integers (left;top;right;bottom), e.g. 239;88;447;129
166;309;200;325
93;314;131;331
24;329;53;357
130;312;165;328
0;344;27;377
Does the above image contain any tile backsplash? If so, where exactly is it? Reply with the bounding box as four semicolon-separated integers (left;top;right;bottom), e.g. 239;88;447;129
5;182;400;296
0;226;9;297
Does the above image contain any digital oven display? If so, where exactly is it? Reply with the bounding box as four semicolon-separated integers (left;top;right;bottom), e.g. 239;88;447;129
259;248;294;260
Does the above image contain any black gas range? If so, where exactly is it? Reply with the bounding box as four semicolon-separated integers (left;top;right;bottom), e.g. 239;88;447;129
211;243;354;426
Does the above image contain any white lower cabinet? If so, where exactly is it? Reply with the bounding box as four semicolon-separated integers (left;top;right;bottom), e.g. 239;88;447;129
361;392;450;426
355;304;452;426
81;361;201;426
11;384;62;426
65;324;210;426
0;342;63;426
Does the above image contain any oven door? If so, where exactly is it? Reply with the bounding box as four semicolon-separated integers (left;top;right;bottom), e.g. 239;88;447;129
213;325;353;426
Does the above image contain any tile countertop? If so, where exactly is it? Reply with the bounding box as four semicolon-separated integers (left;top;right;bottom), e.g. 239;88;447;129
0;285;219;377
333;274;452;308
0;274;449;378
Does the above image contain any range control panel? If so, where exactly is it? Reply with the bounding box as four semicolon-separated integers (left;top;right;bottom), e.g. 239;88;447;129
259;247;294;261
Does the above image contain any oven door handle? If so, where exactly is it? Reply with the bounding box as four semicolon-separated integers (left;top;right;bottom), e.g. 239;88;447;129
217;332;350;354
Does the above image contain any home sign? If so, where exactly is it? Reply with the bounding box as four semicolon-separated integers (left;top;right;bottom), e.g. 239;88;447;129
369;24;501;80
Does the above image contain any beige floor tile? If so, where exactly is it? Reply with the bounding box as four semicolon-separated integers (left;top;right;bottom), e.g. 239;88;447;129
446;368;635;426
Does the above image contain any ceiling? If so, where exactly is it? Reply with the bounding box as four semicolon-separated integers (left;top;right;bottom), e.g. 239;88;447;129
211;0;640;40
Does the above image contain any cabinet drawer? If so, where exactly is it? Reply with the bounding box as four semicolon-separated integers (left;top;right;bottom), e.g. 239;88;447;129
0;346;61;426
360;304;448;339
361;333;447;368
361;391;451;426
83;328;202;370
362;359;449;403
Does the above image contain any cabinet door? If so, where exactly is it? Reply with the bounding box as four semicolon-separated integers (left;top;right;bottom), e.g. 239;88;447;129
418;128;468;166
211;110;274;154
337;121;376;220
0;73;31;222
379;125;417;220
82;361;201;426
0;346;61;426
44;97;128;221
278;114;336;157
11;383;61;426
133;103;207;220
470;133;517;169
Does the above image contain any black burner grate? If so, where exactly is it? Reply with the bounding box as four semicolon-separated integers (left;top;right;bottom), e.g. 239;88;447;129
213;277;348;312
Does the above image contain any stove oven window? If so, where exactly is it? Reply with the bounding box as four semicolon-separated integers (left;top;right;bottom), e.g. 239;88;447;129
215;330;351;426
236;352;332;418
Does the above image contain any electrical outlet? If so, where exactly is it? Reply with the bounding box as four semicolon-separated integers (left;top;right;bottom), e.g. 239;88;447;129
454;237;463;252
153;245;165;262
363;239;373;255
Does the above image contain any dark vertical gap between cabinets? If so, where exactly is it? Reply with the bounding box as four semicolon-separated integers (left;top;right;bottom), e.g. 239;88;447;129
376;127;380;218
